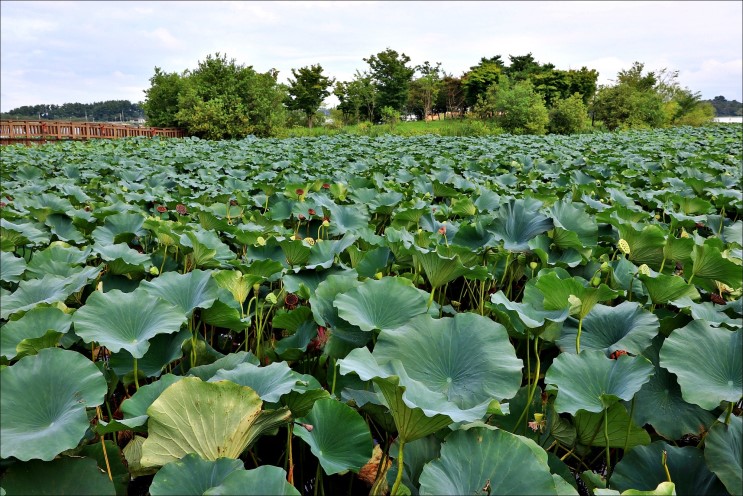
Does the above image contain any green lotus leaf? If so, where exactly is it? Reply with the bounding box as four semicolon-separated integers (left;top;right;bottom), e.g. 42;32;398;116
529;234;586;268
0;270;99;319
1;306;72;360
488;198;553;252
73;287;187;358
109;374;186;431
574;402;650;449
309;273;368;358
280;372;330;418
536;271;621;320
14;329;64;359
148;453;244;496
282;266;353;295
414;247;488;290
94;242;152;274
353;246;391;278
294;398;373;475
545;350;654;415
418;427;558;495
209;361;303;403
278;238;311;267
662;235;694;268
333;277;428;333
550;200;598;249
616;223;666;269
213;269;263;306
632;336;715;440
0;251;26;283
675;299;742;328
109;328;190;378
689;241;743;289
122;436;157;478
326;204;369;235
451;221;495;251
140;377;292;467
0;457;116;495
187;351;259;381
141;269;219;316
557;302;659;355
374;312;523;408
611;442;726;495
704;414;742;495
305;234;357;270
272;306;313;331
0;348;107;461
91;212;145;245
659;321;742;410
639;273;700;305
44;213;85;244
722;221;742;247
490;290;569;332
201;289;249;331
385;435;442;492
1;218;51;246
205;465;300;496
78;439;130;496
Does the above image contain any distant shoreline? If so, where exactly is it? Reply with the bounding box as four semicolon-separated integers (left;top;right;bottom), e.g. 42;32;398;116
714;116;743;123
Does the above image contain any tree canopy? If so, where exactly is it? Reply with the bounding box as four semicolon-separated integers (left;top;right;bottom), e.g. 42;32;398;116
285;64;335;127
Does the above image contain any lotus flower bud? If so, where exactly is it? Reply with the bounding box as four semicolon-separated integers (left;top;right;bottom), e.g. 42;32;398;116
374;272;383;280
149;266;159;276
265;293;278;305
322;220;330;227
256;236;266;246
591;276;601;287
529;261;539;270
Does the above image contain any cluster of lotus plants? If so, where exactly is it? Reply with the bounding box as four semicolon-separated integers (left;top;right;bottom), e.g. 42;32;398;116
0;124;741;495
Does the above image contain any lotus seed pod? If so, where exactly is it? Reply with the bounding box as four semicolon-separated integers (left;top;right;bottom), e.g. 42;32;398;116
529;261;539;270
304;237;316;246
618;239;631;255
265;293;278;305
256;236;266;246
638;264;651;276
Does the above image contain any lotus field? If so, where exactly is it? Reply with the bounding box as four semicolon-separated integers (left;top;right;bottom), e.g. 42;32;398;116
0;125;741;495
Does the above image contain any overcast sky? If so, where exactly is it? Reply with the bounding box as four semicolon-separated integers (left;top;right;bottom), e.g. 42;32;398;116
1;1;741;112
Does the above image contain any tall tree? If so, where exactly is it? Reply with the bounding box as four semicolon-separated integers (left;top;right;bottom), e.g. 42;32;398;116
462;56;504;109
409;61;442;121
363;48;415;118
285;64;335;127
592;62;665;130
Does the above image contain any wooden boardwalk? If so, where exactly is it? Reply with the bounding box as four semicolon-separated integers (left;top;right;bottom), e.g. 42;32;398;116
0;120;185;144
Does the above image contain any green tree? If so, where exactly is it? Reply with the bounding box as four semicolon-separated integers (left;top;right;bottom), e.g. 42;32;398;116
145;52;287;139
462;56;504;109
285;64;335;127
334;71;377;124
592;62;665;130
411;61;442;121
437;74;466;117
549;93;589;134
475;77;549;135
364;48;415;118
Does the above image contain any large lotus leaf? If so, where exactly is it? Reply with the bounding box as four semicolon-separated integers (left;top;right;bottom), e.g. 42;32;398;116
73;287;187;358
536;271;621;320
489;198;553;252
611;442;727;495
79;440;130;496
140;377;292;467
545;350;654;415
0;269;99;319
529;234;586;268
675;299;743;328
187;351;259;381
418;427;558;495
722;221;743;246
91;212;145;245
94;243;152;274
209;361;302;402
180;230;235;267
374;312;523;408
639;273;700;305
109;327;190;379
0;251;26;283
45;214;85;244
704;414;742;495
550;200;598;249
689;241;743;289
333;277;428;333
490;290;569;332
148;453;244;496
204;465;300;496
201;289;249;331
27;243;91;267
326;204;369;235
0;456;116;495
557;302;659;355
632;336;715;440
294;398;373;475
1;306;72;360
141;269;219;316
616;223;666;269
1;218;51;246
414;247;487;290
659;321;742;410
574;402;650;449
0;348;107;461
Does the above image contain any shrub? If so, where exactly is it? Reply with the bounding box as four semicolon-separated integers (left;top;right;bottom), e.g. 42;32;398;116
549;93;589;134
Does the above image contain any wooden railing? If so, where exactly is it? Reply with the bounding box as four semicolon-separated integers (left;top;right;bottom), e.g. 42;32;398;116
0;120;186;143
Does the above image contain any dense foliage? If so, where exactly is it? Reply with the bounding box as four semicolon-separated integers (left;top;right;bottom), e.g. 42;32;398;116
1;125;741;495
1;100;144;122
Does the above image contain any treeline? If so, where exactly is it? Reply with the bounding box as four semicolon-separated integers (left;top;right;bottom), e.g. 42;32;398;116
1;100;144;122
143;50;721;139
706;96;743;116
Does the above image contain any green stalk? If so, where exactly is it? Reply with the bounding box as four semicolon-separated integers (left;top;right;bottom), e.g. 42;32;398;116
159;244;167;274
427;286;437;310
604;408;612;483
662;450;672;483
391;440;406;495
513;336;541;435
331;358;338;396
133;358;140;390
500;252;512;287
575;318;584;354
724;401;734;425
623;397;636;453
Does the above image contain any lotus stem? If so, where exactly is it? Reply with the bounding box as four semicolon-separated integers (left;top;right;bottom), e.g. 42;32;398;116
159;244;167;274
604;408;612;483
314;461;323;496
724;401;734;425
662;450;672;483
427;286;436;311
133;358;140;390
286;424;294;486
96;406;113;481
391;440;406;495
500;252;511;287
623;397;636;453
575;317;584;354
514;336;541;435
